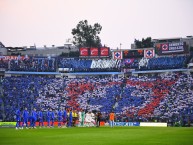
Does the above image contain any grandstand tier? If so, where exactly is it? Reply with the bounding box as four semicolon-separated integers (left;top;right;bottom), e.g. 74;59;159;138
1;73;193;125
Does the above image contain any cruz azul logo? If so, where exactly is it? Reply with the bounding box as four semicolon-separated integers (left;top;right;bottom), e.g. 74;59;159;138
162;44;169;51
144;49;155;58
113;51;122;59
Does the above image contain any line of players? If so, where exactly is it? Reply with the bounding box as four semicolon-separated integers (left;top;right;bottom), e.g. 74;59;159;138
15;107;107;129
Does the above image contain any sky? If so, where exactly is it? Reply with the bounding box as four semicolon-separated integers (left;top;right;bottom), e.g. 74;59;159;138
0;0;193;49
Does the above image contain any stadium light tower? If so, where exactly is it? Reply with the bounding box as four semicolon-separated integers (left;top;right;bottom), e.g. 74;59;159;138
120;43;122;50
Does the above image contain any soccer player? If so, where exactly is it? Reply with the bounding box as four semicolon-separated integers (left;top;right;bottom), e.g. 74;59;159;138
85;111;95;127
31;108;37;128
68;109;73;127
109;111;115;128
28;115;36;128
63;108;67;128
51;110;55;128
47;109;51;128
96;111;102;127
15;108;21;129
91;111;96;126
58;109;62;128
22;107;29;129
38;110;44;128
78;109;82;127
81;110;85;127
72;109;78;127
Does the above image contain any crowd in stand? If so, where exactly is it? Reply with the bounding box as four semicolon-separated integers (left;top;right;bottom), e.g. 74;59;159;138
122;55;188;70
58;58;121;72
10;57;56;72
147;56;187;70
154;74;193;124
0;55;188;72
1;73;193;125
0;56;56;72
0;59;9;69
121;58;140;69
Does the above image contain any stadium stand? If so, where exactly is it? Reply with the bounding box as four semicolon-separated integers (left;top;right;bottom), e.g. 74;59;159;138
0;42;193;126
0;58;9;69
122;58;140;69
1;73;193;125
0;55;189;72
58;58;121;72
139;55;188;70
10;57;56;72
0;56;56;72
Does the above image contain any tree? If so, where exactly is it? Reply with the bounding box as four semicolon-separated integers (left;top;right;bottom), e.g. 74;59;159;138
134;37;153;48
72;20;102;47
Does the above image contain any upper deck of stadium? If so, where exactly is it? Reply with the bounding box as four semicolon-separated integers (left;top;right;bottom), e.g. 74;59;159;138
0;36;193;76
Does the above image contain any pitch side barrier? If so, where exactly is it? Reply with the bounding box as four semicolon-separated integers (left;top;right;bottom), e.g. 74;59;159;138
140;122;167;127
114;122;140;127
0;122;167;128
0;122;16;128
113;122;167;127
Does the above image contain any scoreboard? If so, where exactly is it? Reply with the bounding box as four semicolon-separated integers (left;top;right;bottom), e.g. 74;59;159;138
123;49;144;58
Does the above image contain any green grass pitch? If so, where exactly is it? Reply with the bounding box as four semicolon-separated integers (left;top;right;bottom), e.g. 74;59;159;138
0;127;193;145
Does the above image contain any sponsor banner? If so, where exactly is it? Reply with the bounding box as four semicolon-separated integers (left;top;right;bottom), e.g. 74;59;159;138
79;47;109;57
144;49;155;58
156;42;187;55
114;122;140;126
0;56;25;60
113;51;122;59
79;48;89;56
100;47;109;56
161;42;184;53
90;47;99;56
0;122;16;128
140;122;167;127
58;68;70;71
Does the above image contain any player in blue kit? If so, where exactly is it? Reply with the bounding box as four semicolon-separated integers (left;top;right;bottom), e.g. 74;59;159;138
28;115;36;128
47;109;51;128
63;108;67;128
38;110;44;128
58;109;62;128
15;108;21;129
51;109;55;128
31;108;37;128
22;107;29;129
68;109;73;127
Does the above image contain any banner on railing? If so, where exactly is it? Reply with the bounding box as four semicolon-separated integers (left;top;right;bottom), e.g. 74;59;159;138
79;47;109;57
114;122;140;126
